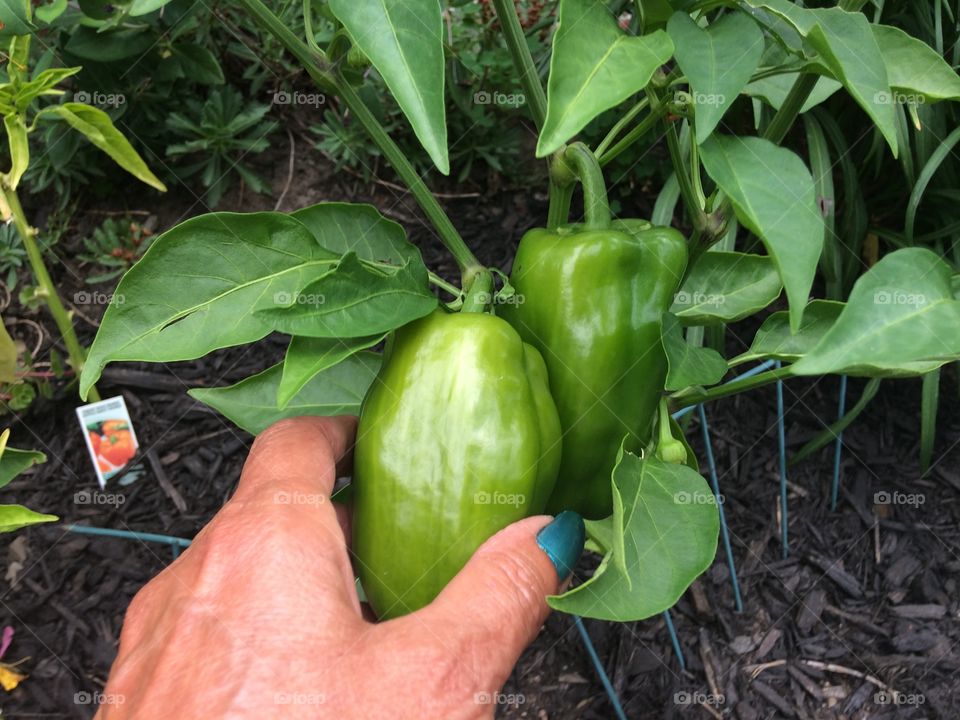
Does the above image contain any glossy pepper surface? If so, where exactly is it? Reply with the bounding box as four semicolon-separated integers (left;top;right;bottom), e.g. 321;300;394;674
353;309;562;619
501;146;687;519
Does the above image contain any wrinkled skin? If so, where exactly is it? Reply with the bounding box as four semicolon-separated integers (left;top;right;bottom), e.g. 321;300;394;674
96;416;561;720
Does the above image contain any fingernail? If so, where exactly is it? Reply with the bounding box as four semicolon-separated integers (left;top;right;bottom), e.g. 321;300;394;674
536;510;585;581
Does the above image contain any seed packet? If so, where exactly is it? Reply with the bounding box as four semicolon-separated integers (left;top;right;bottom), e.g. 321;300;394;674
76;396;139;489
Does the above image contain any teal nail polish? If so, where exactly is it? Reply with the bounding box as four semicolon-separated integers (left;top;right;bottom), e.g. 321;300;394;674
536;510;585;581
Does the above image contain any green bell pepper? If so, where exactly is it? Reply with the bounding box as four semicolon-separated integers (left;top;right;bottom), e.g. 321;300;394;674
353;308;562;619
501;144;687;519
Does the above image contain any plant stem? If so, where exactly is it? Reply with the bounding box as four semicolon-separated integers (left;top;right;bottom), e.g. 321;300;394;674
428;271;462;299
490;0;547;129
561;143;610;229
762;73;819;145
598;103;667;168
672;366;794;410
595;97;649;158
460;269;493;313
547;177;573;229
650;87;705;229
236;0;484;287
1;184;99;401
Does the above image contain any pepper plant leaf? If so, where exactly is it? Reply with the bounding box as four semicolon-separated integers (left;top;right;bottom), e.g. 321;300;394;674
0;447;46;490
0;0;33;38
80;212;338;398
0;505;57;534
872;24;960;102
662;313;727;391
671;251;782;324
744;72;842;113
48;103;166;191
741;1;897;156
699;135;821;332
0;319;16;384
549;448;719;621
667;10;764;143
278;334;385;409
734;299;844;365
538;0;674;156
190;353;381;435
3;114;28;189
792;248;960;377
328;0;448;174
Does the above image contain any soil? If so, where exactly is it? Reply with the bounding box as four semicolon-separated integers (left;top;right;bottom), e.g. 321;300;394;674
2;126;959;719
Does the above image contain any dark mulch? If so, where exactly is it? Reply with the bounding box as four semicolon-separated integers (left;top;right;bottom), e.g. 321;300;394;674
2;133;959;719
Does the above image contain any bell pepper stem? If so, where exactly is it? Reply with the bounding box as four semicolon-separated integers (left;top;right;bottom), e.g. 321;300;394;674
460;269;493;314
1;183;100;402
547;177;573;229
559;143;611;230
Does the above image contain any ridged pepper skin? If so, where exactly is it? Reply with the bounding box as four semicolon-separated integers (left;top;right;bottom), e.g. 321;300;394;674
501;221;687;519
353;310;562;619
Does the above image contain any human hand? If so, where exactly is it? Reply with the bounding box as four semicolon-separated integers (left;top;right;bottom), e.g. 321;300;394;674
95;416;584;719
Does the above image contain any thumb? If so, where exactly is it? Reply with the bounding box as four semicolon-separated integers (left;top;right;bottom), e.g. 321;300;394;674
416;512;584;681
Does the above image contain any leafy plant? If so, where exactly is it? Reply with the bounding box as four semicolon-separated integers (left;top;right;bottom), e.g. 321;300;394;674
81;0;960;628
79;217;155;283
165;86;278;207
0;428;53;533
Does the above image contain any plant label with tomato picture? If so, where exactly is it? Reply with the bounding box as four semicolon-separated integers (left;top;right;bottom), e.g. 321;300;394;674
76;396;140;489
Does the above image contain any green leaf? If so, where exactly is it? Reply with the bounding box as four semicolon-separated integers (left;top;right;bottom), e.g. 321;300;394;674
873;24;960;102
172;43;225;85
790;378;881;465
667;11;764;143
538;0;674;156
742;1;897;156
80;212;336;399
35;0;68;23
65;27;154;61
0;319;16;383
0;0;33;37
549;449;719;621
256;252;437;339
129;0;173;16
792;248;960;377
920;370;940;472
699;135;821;332
291;202;419;264
50;103;166;191
278;334;384;409
671;251;782;324
0;446;46;489
3;114;28;189
735;299;843;364
328;0;448;174
0;504;57;533
743;72;842;113
662;313;727;391
189;353;381;435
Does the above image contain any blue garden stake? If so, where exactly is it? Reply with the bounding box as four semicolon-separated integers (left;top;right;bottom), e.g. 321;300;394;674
662;610;686;671
697;404;744;612
830;375;848;511
775;362;789;559
66;524;191;561
671;359;778;421
574;616;629;720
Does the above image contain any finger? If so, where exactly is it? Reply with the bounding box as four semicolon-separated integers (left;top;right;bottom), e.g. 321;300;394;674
237;415;357;500
409;512;584;687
